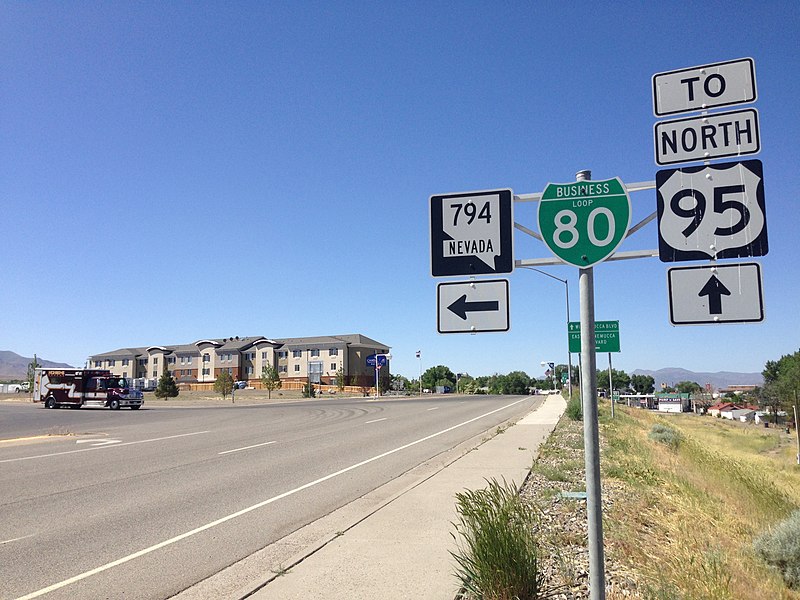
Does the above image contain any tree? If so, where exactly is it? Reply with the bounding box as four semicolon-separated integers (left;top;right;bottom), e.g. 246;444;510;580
302;381;316;398
154;364;179;400
761;350;800;423
596;368;630;392
335;367;346;392
421;365;455;391
503;371;532;395
26;354;41;396
260;364;282;399
630;374;655;394
214;371;234;402
675;381;702;394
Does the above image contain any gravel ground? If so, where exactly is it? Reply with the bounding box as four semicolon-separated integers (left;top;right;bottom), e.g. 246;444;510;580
519;416;642;599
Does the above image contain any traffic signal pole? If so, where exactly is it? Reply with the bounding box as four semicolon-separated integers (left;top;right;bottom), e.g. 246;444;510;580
575;170;606;600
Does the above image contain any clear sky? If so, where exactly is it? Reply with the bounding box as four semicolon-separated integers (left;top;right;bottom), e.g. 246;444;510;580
2;1;799;382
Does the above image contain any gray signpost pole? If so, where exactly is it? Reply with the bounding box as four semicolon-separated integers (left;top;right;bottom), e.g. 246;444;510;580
609;352;615;419
576;169;606;600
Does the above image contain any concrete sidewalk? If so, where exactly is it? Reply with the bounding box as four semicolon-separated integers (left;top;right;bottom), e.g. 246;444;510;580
177;394;566;600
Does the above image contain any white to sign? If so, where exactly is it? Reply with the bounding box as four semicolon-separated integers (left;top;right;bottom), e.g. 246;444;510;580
654;108;760;165
652;58;757;117
430;189;514;277
667;262;764;325
657;159;768;262
437;279;510;334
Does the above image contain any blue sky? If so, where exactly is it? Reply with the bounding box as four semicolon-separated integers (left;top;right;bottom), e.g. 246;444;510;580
2;1;799;382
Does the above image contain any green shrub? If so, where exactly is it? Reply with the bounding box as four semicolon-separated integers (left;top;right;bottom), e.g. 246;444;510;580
566;395;582;421
451;478;543;599
648;423;683;449
754;510;800;589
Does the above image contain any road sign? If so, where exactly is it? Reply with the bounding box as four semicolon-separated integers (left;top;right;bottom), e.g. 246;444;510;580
538;178;631;268
652;58;757;117
437;279;510;334
657;159;767;262
366;354;389;367
667;262;764;325
430;189;514;277
568;320;620;353
654;108;760;165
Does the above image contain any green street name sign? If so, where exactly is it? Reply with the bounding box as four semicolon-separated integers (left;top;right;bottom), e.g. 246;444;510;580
538;178;631;268
568;320;620;353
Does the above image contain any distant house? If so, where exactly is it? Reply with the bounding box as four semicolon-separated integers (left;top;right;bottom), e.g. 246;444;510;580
656;392;691;413
708;402;738;418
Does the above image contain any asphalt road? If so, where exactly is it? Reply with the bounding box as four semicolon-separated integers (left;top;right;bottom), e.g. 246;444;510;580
0;395;540;599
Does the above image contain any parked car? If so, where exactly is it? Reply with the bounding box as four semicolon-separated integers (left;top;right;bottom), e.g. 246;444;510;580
234;381;247;389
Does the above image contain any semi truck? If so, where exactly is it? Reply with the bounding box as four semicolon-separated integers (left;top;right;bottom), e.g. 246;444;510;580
34;368;144;410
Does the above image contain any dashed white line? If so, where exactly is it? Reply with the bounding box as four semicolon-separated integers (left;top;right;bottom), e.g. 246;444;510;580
218;441;277;455
0;431;211;464
1;534;34;545
365;418;388;424
426;407;440;411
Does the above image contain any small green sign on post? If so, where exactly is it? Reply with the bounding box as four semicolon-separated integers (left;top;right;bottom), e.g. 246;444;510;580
538;178;631;268
569;320;620;353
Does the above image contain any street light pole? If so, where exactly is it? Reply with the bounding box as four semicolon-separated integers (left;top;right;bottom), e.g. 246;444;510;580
522;267;572;399
416;350;422;396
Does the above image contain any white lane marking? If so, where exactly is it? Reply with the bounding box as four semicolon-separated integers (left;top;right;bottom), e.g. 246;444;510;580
426;407;439;411
365;418;387;424
0;431;211;464
75;439;122;446
15;398;528;600
1;534;35;545
218;441;277;455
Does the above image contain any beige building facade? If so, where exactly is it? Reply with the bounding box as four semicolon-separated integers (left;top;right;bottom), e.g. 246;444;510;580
88;334;390;389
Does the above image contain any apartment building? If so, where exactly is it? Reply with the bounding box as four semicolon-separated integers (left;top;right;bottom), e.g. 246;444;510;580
88;333;390;388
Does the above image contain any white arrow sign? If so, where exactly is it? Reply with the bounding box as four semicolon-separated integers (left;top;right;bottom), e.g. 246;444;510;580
437;279;510;334
667;262;764;325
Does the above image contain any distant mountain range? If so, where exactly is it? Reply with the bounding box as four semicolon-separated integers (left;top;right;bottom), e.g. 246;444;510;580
631;367;763;391
0;351;74;380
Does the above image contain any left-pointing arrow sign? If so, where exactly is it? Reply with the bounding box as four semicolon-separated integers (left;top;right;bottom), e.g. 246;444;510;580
447;295;499;320
437;279;510;334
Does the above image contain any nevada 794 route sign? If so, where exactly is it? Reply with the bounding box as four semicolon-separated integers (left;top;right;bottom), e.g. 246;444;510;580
430;189;514;277
538;178;631;268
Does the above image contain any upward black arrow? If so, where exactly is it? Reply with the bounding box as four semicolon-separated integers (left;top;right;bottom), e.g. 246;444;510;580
447;295;499;320
698;275;731;315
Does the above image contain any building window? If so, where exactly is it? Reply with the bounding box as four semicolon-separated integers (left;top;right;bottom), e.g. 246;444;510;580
247;366;253;375
261;351;267;360
279;366;287;373
138;358;147;366
330;363;337;371
123;372;128;378
152;370;157;378
227;367;233;374
168;357;176;364
329;348;338;356
122;359;129;366
310;349;320;357
153;357;158;365
202;368;210;376
203;353;210;363
294;364;300;372
278;351;288;359
108;360;115;367
94;361;102;368
292;350;302;358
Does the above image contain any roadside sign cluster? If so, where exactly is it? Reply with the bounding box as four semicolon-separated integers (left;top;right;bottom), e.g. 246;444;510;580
430;189;513;334
652;57;767;325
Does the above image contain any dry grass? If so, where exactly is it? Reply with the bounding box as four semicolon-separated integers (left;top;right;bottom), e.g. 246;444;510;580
600;404;800;599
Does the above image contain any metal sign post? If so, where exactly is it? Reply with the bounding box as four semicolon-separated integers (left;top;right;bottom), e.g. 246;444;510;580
574;170;606;598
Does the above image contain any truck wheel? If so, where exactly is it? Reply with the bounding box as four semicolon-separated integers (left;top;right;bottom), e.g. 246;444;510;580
45;396;57;409
109;399;121;410
130;405;141;410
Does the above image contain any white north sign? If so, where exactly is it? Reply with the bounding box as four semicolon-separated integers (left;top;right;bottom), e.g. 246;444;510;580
654;108;760;165
667;262;764;325
652;58;757;117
